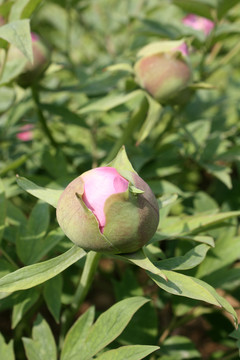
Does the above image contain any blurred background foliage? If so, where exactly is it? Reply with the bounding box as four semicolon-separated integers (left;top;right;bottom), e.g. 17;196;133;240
0;0;240;359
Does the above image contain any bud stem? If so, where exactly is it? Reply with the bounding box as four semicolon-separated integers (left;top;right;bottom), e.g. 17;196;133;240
31;86;59;149
60;251;101;344
105;97;148;163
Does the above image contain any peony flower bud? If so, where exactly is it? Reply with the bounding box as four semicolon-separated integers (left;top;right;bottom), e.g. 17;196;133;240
16;124;34;141
56;148;159;254
0;32;49;87
134;40;192;103
17;33;49;87
183;14;214;36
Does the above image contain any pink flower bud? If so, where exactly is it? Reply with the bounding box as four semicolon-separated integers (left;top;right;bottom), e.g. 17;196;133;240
57;149;159;254
183;14;214;36
134;41;191;103
81;167;129;233
16;124;34;142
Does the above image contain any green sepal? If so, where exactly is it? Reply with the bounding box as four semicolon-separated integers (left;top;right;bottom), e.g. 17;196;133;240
107;146;137;183
136;39;186;59
129;185;144;195
103;188;141;253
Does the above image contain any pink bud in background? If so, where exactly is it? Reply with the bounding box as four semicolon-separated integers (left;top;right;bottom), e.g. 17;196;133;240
134;41;191;103
183;14;214;36
82;167;129;233
16;124;34;142
57;149;159;254
174;42;189;57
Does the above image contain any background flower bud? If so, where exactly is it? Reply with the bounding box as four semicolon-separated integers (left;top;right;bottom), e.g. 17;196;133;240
17;33;49;87
0;32;49;87
16;124;34;142
183;14;214;36
134;41;192;103
56;152;159;254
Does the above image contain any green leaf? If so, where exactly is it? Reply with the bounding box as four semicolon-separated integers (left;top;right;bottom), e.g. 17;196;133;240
0;333;15;360
0;179;6;244
9;0;42;21
17;201;50;265
203;163;232;189
160;336;200;359
196;235;240;279
27;227;65;264
96;345;159;360
217;0;239;19
156;244;211;271
0;245;86;292
158;211;240;238
105;63;134;74
22;314;57;360
172;0;215;19
43;275;62;323
158;194;178;209
61;307;95;360
12;288;40;328
39;103;89;128
0;86;16;113
120;249;167;281
113;269;158;345
136;95;163;145
79;90;144;114
16;176;63;208
72;297;149;360
148;270;238;326
0;20;33;62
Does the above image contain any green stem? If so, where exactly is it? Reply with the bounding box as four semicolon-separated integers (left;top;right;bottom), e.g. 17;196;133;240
31;86;58;149
60;251;101;343
72;251;101;310
104;97;148;163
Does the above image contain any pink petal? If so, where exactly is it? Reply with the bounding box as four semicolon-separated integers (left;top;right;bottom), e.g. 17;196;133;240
82;167;129;232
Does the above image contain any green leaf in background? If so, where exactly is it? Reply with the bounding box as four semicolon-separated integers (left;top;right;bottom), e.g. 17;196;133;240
156;244;211;271
79;90;144;114
172;0;215;19
39;103;89;129
43;275;62;323
0;87;16;113
61;307;95;360
0;179;6;244
0;245;86;293
12;288;40;328
17;201;50;265
148;270;238;326
16;176;63;208
136;95;163;145
159;336;200;359
196;234;240;280
203;163;232;189
42;149;68;179
217;0;239;19
113;269;158;346
27;227;65;264
0;333;15;360
22;314;57;360
96;345;159;360
66;297;149;360
9;0;42;21
158;210;240;238
0;20;33;62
